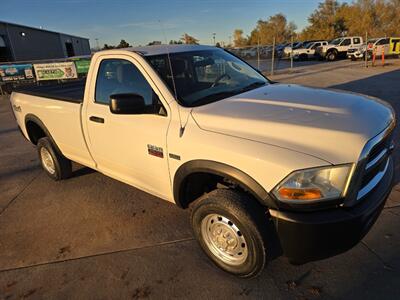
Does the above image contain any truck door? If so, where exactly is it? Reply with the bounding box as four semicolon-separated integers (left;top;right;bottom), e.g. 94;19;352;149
375;38;386;56
382;38;391;55
340;38;351;53
83;56;172;200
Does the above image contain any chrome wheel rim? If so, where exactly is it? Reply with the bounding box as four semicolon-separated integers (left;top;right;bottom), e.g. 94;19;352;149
201;213;248;266
40;147;56;175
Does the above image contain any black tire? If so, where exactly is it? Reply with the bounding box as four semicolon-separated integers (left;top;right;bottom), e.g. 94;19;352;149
326;50;337;61
190;189;269;278
299;54;308;61
37;137;72;181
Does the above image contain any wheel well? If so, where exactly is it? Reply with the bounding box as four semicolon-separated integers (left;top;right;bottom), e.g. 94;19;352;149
178;172;251;208
327;48;337;54
25;120;46;145
173;160;277;209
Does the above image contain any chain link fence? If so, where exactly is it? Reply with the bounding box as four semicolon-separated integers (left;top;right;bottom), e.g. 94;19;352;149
226;35;400;76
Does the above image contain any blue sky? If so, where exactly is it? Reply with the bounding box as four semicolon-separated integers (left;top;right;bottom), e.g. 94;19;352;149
1;0;347;47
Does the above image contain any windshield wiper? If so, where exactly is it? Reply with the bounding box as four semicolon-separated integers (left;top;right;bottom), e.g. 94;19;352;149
190;91;239;106
190;81;267;107
237;81;267;93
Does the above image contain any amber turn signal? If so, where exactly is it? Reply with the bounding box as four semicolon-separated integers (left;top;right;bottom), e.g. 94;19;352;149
278;187;323;200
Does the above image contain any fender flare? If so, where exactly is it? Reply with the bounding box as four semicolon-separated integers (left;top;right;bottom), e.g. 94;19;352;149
24;114;63;155
327;48;338;54
173;160;277;209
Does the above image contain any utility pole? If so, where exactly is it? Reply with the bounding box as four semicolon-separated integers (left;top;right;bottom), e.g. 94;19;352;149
271;37;275;76
290;35;294;71
95;38;99;50
212;33;216;46
257;35;260;70
365;31;368;68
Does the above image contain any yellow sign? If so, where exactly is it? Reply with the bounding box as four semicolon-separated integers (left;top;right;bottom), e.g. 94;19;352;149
389;38;400;54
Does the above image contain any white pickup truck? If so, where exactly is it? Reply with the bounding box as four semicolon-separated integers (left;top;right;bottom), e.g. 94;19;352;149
292;41;328;60
316;36;363;61
347;37;400;60
10;45;395;278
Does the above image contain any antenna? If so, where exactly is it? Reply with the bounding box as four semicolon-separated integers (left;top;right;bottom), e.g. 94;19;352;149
159;20;186;137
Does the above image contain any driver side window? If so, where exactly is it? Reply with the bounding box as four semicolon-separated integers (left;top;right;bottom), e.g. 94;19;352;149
95;59;154;106
341;39;351;46
312;43;320;49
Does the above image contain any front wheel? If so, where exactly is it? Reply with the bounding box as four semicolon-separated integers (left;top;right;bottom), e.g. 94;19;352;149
190;189;269;278
299;54;308;61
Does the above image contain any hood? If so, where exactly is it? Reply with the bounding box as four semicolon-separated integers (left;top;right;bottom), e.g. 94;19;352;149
192;84;394;164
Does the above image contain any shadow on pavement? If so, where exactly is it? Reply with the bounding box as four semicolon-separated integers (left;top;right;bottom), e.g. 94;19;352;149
71;165;96;178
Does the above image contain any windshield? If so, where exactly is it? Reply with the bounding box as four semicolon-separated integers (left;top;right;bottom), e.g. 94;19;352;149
146;49;268;107
293;42;303;49
367;39;378;44
304;42;314;49
330;38;343;45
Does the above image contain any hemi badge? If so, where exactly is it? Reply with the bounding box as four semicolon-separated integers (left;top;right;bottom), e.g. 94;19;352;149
147;144;164;158
169;153;181;160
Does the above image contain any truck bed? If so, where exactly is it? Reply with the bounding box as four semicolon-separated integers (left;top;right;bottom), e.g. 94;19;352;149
15;80;85;104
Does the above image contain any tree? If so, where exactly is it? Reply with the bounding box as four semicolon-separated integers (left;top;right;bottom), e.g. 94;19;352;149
180;33;199;44
102;44;115;50
301;0;347;40
169;40;183;44
299;0;400;40
247;14;297;45
233;29;247;47
287;21;298;39
148;41;162;46
116;39;131;48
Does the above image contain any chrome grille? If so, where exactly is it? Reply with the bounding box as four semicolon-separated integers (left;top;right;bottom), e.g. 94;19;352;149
356;128;393;201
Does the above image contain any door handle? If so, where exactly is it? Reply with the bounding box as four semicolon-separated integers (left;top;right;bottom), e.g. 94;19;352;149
89;116;105;123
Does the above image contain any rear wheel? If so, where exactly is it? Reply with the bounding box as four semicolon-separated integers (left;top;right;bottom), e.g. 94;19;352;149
190;189;269;278
37;137;72;180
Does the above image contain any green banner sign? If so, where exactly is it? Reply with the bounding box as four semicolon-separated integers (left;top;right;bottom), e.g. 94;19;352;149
74;59;91;74
33;62;78;81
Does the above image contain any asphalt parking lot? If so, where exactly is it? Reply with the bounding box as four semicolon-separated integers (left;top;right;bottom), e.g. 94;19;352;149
1;59;400;299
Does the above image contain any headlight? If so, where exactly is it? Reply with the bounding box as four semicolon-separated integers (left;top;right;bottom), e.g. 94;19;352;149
272;164;354;203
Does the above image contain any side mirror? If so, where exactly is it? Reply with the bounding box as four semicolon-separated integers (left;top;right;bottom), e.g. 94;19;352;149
109;93;145;114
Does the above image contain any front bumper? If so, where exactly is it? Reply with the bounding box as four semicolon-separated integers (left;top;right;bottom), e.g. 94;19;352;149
269;155;394;264
347;52;363;59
